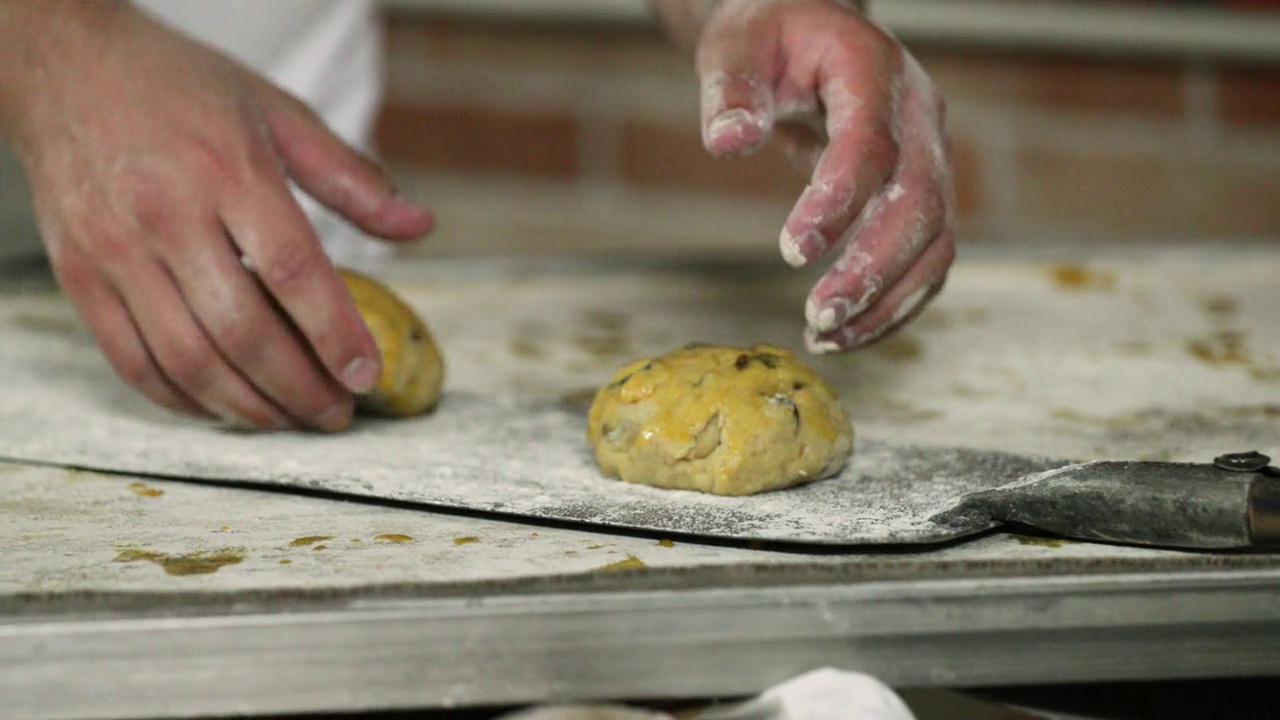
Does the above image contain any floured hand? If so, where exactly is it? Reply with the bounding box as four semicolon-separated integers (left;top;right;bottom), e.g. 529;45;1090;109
685;0;956;353
0;2;435;431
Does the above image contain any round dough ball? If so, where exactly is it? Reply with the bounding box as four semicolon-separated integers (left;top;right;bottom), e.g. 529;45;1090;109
339;268;444;417
587;343;853;496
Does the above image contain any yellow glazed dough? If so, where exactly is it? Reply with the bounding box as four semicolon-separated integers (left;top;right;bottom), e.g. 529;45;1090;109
587;343;854;496
339;268;444;417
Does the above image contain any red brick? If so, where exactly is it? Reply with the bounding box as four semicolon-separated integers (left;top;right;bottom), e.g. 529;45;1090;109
1217;65;1280;128
916;50;1185;119
1015;145;1280;239
619;119;807;201
915;50;1028;105
619;118;988;228
949;131;983;221
1016;56;1185;118
383;13;686;77
374;102;580;179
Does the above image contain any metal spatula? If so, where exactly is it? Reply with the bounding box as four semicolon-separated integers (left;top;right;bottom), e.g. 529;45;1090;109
930;451;1280;550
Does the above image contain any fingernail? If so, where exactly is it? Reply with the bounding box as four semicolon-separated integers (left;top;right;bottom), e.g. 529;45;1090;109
315;402;353;433
708;108;751;137
780;239;807;268
385;193;425;214
803;327;842;355
805;296;852;333
379;194;435;228
890;285;933;325
846;282;880;318
780;229;824;268
341;357;380;394
845;323;891;350
705;108;765;152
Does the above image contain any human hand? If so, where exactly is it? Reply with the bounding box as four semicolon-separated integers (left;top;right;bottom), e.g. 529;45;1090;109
694;0;955;352
0;2;434;431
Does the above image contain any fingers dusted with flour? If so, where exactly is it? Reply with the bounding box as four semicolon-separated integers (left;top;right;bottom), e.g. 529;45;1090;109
651;0;956;353
695;4;778;158
802;52;955;351
805;230;954;353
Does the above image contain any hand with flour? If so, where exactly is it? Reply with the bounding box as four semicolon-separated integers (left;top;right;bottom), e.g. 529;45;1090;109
651;0;956;353
0;1;434;431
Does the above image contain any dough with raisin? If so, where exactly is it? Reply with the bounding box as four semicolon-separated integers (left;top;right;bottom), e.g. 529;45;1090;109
339;268;444;417
587;343;853;496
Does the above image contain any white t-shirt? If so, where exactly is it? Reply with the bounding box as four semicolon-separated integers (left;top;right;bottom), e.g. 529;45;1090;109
135;0;391;262
0;0;388;262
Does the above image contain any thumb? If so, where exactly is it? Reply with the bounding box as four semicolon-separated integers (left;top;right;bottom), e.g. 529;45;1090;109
254;82;435;242
695;11;780;158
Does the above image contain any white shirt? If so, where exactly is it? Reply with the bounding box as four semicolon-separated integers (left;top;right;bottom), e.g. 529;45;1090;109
0;1;386;262
135;0;391;263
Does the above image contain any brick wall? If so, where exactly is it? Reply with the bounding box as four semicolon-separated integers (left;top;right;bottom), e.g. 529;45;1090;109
375;13;1280;257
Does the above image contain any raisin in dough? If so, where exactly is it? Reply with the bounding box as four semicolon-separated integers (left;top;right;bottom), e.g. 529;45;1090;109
587;344;854;496
339;268;445;417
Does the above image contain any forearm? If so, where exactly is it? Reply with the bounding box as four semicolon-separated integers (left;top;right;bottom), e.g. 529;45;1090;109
0;1;130;135
647;0;867;53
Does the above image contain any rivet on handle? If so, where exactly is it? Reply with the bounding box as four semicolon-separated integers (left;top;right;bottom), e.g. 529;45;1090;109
1213;451;1273;473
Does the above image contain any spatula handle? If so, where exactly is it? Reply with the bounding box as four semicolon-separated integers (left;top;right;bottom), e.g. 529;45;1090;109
1248;475;1280;545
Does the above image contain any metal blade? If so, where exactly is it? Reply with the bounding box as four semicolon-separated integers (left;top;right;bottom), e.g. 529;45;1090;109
933;461;1258;549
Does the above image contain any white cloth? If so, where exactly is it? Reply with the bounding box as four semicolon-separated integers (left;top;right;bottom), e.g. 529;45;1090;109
498;668;919;720
135;0;393;264
702;668;919;720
